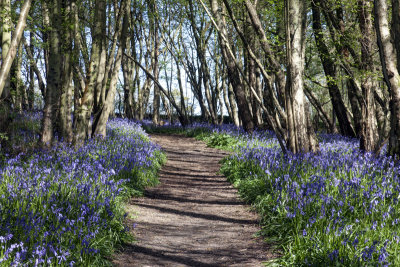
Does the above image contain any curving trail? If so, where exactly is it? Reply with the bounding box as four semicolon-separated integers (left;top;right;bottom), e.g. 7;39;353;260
113;134;276;267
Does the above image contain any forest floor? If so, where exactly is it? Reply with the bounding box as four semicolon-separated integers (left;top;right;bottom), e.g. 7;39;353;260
113;134;277;266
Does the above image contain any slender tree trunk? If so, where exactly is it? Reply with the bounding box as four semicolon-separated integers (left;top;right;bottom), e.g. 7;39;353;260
0;0;11;106
92;0;129;137
358;0;378;151
304;85;335;132
285;0;319;153
227;82;240;126
188;0;217;124
311;0;356;137
149;0;161;125
28;32;35;110
392;0;400;71
122;30;135;119
374;0;400;156
14;42;24;112
59;0;73;143
210;0;254;132
73;0;106;144
254;65;263;126
245;0;286;105
93;3;107;116
222;72;233;121
175;57;188;122
0;0;32;101
139;77;151;120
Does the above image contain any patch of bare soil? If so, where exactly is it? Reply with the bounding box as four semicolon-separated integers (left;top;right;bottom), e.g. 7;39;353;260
113;134;277;267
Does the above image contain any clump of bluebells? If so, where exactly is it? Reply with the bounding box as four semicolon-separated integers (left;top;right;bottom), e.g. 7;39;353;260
0;117;164;266
0;112;42;163
213;130;400;265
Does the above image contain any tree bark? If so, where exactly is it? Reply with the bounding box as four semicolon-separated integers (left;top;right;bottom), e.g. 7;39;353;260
0;0;32;100
304;84;334;132
245;0;286;104
27;31;35;110
227;82;240;126
188;0;217;124
358;0;378;151
59;0;73;143
392;0;400;71
40;0;63;146
13;42;24;112
374;0;400;156
149;0;161;125
92;0;129;137
285;0;319;153
122;24;135;119
73;0;106;144
23;36;46;98
210;0;254;132
311;0;356;137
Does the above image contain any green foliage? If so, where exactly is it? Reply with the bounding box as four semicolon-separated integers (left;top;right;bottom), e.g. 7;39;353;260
119;150;166;198
203;132;239;150
141;124;185;135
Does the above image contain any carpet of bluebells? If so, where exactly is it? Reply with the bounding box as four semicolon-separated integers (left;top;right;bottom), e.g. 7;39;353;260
0;115;164;266
148;121;399;265
218;130;399;265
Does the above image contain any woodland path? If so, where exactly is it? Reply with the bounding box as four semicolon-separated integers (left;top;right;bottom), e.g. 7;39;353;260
113;134;276;266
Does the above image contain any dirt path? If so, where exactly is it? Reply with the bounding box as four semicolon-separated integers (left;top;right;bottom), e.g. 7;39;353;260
113;134;276;266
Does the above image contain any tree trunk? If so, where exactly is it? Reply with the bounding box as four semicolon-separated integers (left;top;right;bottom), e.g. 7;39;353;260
92;0;129;137
175;57;188;123
27;31;35;110
311;0;356;137
285;0;319;153
73;0;106;144
222;73;233;121
59;0;73;143
122;30;135;119
188;0;217;124
0;0;32;101
93;2;107;116
40;0;62;146
358;0;378;151
185;57;210;121
227;82;240;126
374;0;400;156
304;84;335;132
245;0;286;105
13;42;24;112
392;0;400;71
149;0;161;125
0;0;11;107
210;0;254;132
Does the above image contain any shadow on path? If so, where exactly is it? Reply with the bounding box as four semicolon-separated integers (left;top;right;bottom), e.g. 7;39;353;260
113;134;277;267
